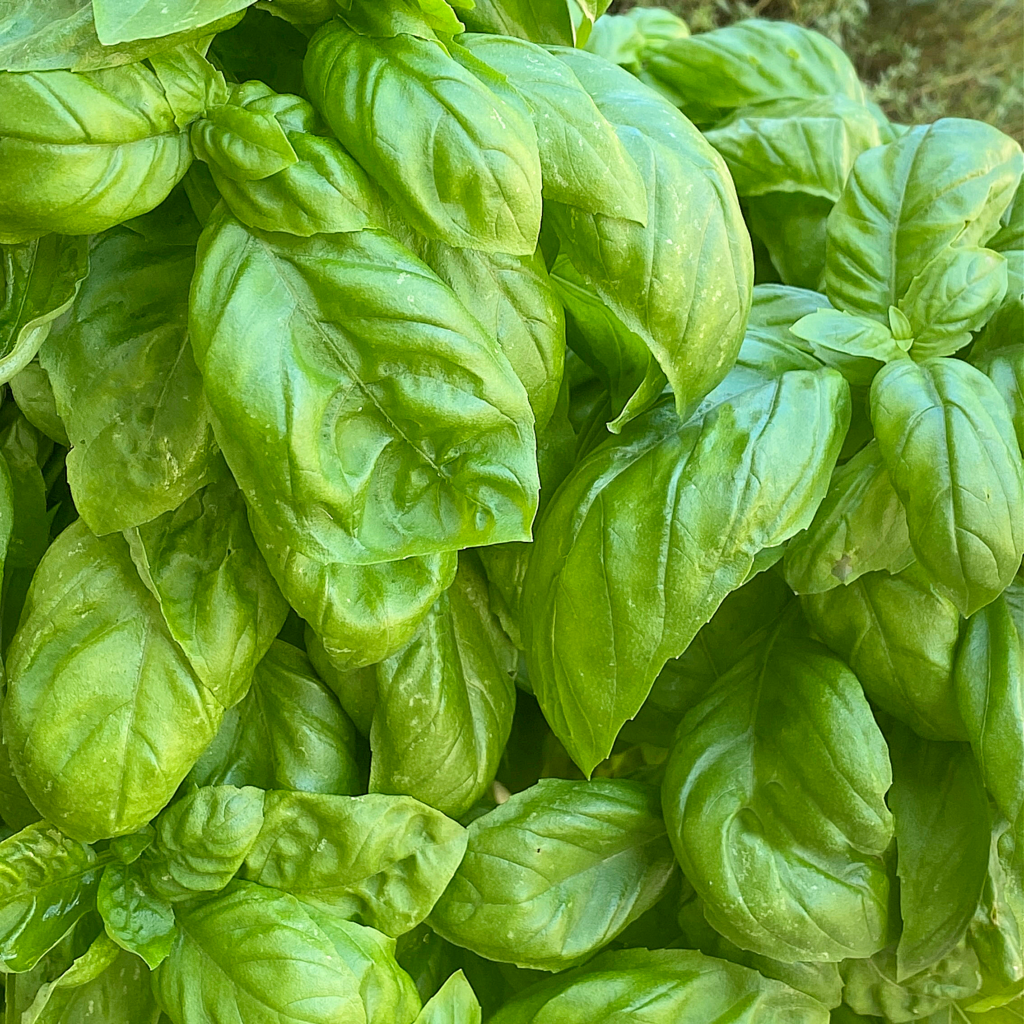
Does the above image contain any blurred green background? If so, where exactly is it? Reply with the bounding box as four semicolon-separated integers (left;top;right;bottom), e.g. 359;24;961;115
612;0;1024;144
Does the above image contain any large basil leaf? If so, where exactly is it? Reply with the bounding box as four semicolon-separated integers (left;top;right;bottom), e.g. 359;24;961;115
0;65;194;243
784;440;914;593
370;553;517;818
191;210;538;566
488;947;829;1023
870;357;1024;616
825;119;1023;322
460;35;647;222
429;778;676;971
887;723;991;979
544;47;752;422
386;216;566;432
663;637;893;963
0;821;106;972
91;0;255;46
3;521;228;841
144;785;265;900
303;19;541;255
152;882;368;1024
522;367;849;775
243;791;467;937
955;581;1024;830
124;470;288;701
706;95;884;202
0;234;89;385
803;564;965;741
189;640;363;796
40;228;220;534
0;0;243;73
646;19;866;126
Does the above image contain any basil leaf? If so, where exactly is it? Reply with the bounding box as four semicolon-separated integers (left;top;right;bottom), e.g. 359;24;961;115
488;947;830;1024
190;209;539;566
92;0;255;46
0;821;106;972
429;778;676;971
870;357;1024;616
458;0;575;45
304;19;542;255
803;564;966;741
189;640;364;796
97;861;176;969
544;47;753;422
0;65;193;243
243;791;467;937
826;119;1022;322
152;881;369;1024
412;970;480;1024
522;368;849;775
40;228;220;535
370;553;517;818
4;522;228;841
785;440;915;593
955;580;1024;830
664;637;893;963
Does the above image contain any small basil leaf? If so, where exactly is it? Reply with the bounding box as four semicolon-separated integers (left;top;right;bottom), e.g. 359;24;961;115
97;862;176;969
413;970;480;1024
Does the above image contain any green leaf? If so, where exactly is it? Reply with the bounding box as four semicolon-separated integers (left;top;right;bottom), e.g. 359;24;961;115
8;362;68;446
39;228;220;535
0;409;50;569
4;522;228;841
370;553;517;818
748;282;832;334
841;943;981;1022
0;64;193;243
190;209;538;566
0;0;244;73
459;0;575;45
825;119;1023;322
784;440;914;593
543;47;752;422
803;564;965;741
870;357;1024;616
92;0;256;46
460;35;647;223
124;470;288;704
899;246;1009;359
0;234;89;385
189;640;364;796
887;724;991;980
97;861;176;969
955;581;1024;830
522;368;849;775
791;308;905;385
243;791;467;937
746;191;832;291
988;180;1023;253
488;947;830;1023
305;631;378;736
145;785;265;900
304;20;542;255
707;95;884;202
385;216;565;432
0;822;106;972
413;970;480;1024
429;778;676;971
152;881;369;1024
663;637;893;962
192;102;297;183
646;19;866;126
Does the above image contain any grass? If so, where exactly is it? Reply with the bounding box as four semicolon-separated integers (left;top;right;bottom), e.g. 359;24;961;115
611;0;1024;144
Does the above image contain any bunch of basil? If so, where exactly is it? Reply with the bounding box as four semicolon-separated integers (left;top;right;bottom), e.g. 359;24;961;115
0;1;1020;1021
